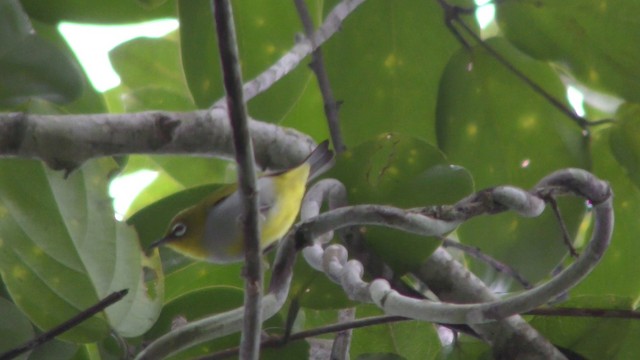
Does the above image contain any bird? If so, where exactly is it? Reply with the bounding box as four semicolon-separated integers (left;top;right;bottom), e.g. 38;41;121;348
149;141;334;263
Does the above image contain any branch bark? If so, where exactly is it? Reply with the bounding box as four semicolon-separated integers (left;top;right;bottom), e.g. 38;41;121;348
212;0;262;358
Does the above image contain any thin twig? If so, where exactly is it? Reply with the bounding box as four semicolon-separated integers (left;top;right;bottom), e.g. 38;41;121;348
293;0;346;153
0;289;129;360
212;1;263;359
526;307;640;319
213;0;367;108
546;195;580;258
199;315;409;360
442;237;532;289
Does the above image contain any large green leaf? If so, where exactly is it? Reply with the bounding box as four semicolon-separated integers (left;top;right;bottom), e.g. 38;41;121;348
0;0;83;107
20;0;176;24
0;159;162;342
529;296;634;359
110;35;191;96
609;103;640;191
322;0;476;146
145;286;308;360
350;305;440;359
30;20;106;115
572;127;640;298
178;0;322;112
0;296;34;360
496;0;640;103
109;35;195;113
328;133;473;274
436;37;590;283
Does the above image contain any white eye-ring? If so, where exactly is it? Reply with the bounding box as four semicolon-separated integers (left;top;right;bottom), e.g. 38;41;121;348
172;223;187;237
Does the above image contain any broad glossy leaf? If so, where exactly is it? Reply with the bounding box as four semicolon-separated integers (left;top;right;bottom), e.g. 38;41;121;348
350;304;440;359
328;133;473;274
20;0;176;24
163;262;243;303
436;37;589;283
0;296;34;360
323;0;476;146
145;286;308;359
177;0;220;108
572;128;640;298
0;159;162;342
290;252;354;310
110;36;192;98
496;0;640;103
30;20;106;115
0;2;83;107
28;339;78;360
0;0;32;56
609;103;640;191
121;87;195;113
179;0;321;111
529;296;634;359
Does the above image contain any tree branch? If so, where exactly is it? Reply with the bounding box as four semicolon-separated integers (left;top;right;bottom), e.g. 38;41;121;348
0;110;317;172
212;1;262;358
297;169;612;325
293;0;346;153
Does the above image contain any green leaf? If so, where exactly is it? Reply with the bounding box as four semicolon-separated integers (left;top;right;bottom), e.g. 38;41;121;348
0;159;162;342
20;0;176;24
0;0;33;55
30;20;106;115
0;296;34;360
323;0;477;146
28;339;79;360
178;0;322;112
290;253;354;310
529;296;634;359
145;286;308;359
110;36;191;96
609;103;640;190
163;262;243;303
0;1;83;107
121;87;195;112
436;37;590;283
177;0;221;108
328;133;473;273
496;0;640;102
350;305;440;359
572;128;640;298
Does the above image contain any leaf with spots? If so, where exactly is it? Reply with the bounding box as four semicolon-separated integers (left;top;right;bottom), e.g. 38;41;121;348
0;297;34;359
0;159;163;342
322;0;477;146
496;0;640;103
349;304;440;359
179;0;323;114
327;133;473;274
436;37;590;284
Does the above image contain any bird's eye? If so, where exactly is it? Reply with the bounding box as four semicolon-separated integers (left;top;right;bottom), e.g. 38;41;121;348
172;223;187;237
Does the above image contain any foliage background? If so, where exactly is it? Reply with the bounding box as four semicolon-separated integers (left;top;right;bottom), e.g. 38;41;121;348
1;0;639;359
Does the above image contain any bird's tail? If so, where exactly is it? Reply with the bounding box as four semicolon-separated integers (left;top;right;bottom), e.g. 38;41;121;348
305;140;335;182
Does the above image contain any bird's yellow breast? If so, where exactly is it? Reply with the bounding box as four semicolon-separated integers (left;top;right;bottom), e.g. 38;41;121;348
260;163;310;246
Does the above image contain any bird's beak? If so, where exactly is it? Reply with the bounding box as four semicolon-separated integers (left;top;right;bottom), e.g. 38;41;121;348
148;236;170;251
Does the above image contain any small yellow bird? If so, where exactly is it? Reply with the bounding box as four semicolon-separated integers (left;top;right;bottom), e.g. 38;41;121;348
149;141;334;263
